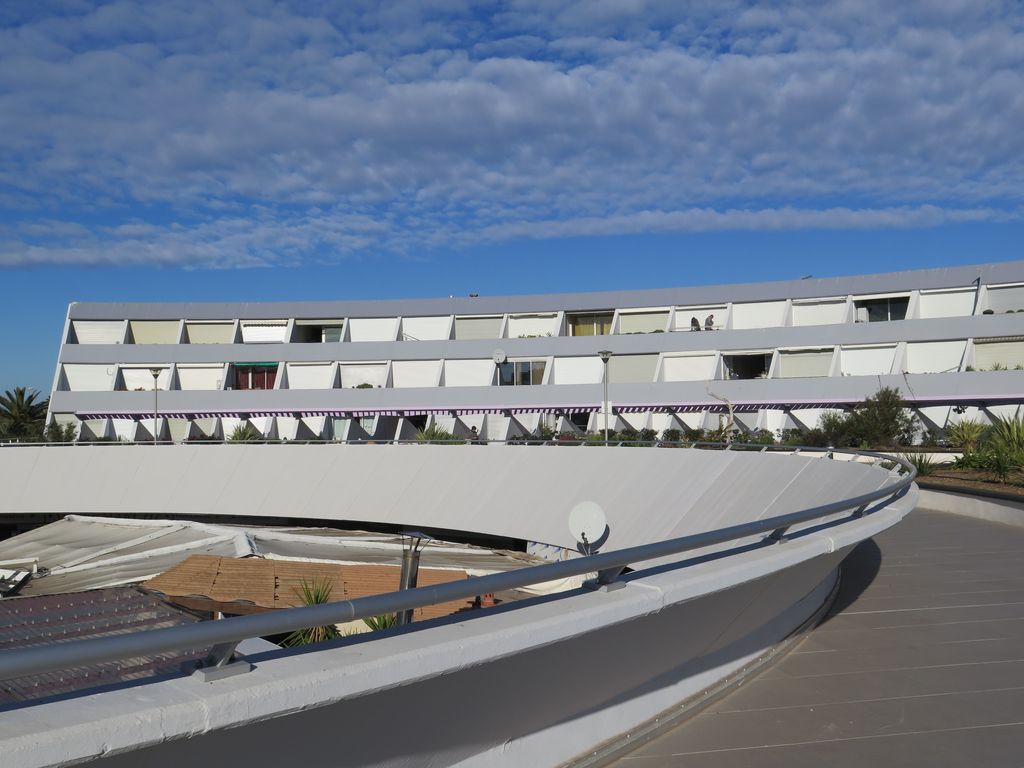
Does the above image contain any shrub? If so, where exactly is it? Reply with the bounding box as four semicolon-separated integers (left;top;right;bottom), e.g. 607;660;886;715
745;430;776;446
638;428;658;444
415;423;457;443
661;428;683;443
228;422;263;441
44;421;78;443
282;579;341;647
817;387;916;448
363;614;398;632
947;419;987;452
986;415;1024;458
898;452;941;477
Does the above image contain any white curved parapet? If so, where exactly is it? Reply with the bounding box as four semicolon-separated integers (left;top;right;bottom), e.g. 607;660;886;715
0;445;916;768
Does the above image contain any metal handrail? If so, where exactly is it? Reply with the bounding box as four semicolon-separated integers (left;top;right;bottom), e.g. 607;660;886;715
0;448;916;683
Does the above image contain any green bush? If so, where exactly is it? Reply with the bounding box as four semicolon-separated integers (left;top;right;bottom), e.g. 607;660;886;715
415;423;457;443
898;452;942;477
228;422;263;441
817;387;916;448
661;428;683;443
282;579;341;647
947;419;987;452
363;614;398;632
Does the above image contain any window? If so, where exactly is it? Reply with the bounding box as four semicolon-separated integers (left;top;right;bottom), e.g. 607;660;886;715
497;361;545;386
567;312;613;337
722;353;771;380
292;320;344;343
233;363;278;390
854;297;909;322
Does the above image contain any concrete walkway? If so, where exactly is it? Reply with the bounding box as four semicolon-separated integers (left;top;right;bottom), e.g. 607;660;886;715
612;509;1024;766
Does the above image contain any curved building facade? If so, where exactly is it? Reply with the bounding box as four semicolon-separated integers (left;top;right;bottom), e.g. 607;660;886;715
47;260;1024;442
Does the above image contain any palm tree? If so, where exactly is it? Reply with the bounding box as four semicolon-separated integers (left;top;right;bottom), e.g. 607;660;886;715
0;387;49;441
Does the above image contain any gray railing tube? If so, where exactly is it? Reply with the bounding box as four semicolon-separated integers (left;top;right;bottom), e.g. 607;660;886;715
0;451;916;683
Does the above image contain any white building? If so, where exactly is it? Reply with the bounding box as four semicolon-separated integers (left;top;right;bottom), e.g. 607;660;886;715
47;260;1024;442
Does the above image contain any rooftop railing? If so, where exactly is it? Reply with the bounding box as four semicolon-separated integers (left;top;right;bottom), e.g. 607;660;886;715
0;446;916;687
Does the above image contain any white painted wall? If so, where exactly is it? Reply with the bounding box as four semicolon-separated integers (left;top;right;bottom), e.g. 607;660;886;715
285;363;335;390
730;301;787;330
904;341;966;374
790;299;846;326
184;322;234;344
839;345;897;376
551;357;604;385
128;321;180;344
917;289;976;319
392;360;441;388
62;364;116;391
443;359;494;387
400;316;451;341
661;354;717;382
776;349;833;378
348;318;399;342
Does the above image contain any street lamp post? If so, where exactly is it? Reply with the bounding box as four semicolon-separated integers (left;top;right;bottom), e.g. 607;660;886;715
149;368;161;445
598;350;612;445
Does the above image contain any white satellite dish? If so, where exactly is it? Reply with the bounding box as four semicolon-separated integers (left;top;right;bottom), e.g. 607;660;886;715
569;501;608;553
492;349;507;364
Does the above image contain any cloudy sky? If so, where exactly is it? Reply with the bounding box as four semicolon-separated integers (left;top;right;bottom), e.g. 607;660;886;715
2;1;1023;390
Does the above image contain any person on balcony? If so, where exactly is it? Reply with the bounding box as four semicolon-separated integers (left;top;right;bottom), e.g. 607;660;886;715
704;314;715;330
690;316;701;331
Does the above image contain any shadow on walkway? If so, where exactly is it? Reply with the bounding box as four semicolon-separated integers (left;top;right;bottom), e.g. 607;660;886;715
820;538;882;624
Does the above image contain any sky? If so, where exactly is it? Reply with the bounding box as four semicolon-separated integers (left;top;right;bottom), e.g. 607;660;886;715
1;1;1022;393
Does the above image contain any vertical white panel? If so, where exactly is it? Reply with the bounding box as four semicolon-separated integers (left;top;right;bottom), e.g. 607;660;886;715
777;350;833;378
62;364;116;391
551;357;604;384
661;355;717;382
443;359;494;386
905;341;966;373
339;363;388;388
72;321;124;344
177;365;224;390
401;316;451;341
348;317;399;342
284;363;335;389
392;360;441;388
454;316;502;340
240;321;288;343
918;289;976;319
506;314;559;338
791;300;847;326
730;301;787;330
120;367;171;390
128;321;180;344
618;311;669;334
185;322;235;344
840;345;897;376
607;355;658;383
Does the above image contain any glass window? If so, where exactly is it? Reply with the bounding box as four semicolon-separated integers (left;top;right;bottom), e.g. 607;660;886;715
855;297;909;322
567;312;613;336
234;364;278;390
497;361;545;386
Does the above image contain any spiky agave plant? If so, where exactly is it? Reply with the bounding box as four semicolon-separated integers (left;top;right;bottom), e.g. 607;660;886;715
281;578;340;647
947;419;987;453
363;613;398;632
414;423;457;443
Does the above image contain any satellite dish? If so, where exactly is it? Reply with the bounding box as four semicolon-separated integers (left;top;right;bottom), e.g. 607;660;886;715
492;349;507;364
569;501;608;554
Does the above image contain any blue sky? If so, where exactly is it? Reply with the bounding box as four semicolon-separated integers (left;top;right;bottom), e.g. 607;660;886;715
1;1;1022;394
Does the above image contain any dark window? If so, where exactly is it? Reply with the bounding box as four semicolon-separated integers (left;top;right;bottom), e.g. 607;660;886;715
723;354;771;380
855;297;909;322
233;364;278;390
497;361;545;386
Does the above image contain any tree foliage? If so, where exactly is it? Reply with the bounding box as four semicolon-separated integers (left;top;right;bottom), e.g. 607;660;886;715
0;387;49;441
818;387;917;448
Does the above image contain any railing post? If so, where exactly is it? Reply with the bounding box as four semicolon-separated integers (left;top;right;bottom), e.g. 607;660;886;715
193;640;251;682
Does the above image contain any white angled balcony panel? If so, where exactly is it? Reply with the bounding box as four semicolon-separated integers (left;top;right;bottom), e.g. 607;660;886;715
791;299;846;327
551;357;603;385
973;340;1024;369
444;359;493;387
840;345;897;376
507;313;559;338
918;289;976;319
121;367;171;390
71;320;123;344
392;360;441;388
777;349;833;378
618;310;669;334
662;354;717;382
177;365;224;391
454;316;502;340
401;316;450;341
185;322;234;344
285;363;334;390
905;341;966;374
240;321;287;343
339;363;387;388
62;364;115;391
608;354;658;383
730;300;786;330
986;284;1024;314
348;317;399;342
128;320;179;344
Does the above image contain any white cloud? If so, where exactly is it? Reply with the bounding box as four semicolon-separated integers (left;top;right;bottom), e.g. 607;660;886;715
0;1;1022;267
